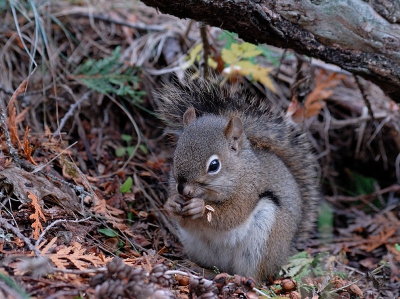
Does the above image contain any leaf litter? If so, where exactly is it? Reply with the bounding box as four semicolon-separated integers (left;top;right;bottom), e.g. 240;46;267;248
0;1;399;298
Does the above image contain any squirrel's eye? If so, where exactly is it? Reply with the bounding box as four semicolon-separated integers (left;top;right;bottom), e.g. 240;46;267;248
206;154;221;174
208;159;220;172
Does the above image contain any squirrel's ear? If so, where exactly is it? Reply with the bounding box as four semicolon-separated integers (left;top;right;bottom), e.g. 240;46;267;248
224;116;244;151
183;106;196;127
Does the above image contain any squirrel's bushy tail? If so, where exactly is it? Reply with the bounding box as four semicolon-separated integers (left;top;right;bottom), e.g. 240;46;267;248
156;74;320;243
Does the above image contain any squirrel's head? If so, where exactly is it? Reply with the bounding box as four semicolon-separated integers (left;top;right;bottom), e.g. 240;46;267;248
173;106;247;202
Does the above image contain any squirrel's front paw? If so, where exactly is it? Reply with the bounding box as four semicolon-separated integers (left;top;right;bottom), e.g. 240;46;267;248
182;197;205;219
165;194;185;216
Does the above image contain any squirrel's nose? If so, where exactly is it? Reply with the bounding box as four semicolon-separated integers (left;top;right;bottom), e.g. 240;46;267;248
177;183;194;197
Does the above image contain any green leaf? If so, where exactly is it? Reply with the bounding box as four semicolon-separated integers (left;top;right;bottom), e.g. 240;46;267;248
0;271;30;299
396;243;400;252
290;251;311;260
281;251;313;279
257;45;286;67
120;177;133;193
126;146;135;156
98;228;119;237
115;147;126;157
139;144;148;154
74;47;144;102
218;31;238;49
318;201;334;241
121;134;133;143
346;169;378;195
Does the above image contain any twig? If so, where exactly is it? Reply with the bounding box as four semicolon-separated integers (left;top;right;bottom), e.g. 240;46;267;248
106;94;141;171
273;49;287;78
326;184;400;203
56;10;166;32
355;106;368;158
199;22;210;78
53;267;107;274
327;263;386;294
0;106;21;165
355;75;375;121
183;19;195;40
165;270;196;277
75;114;99;175
0;83;54;98
253;287;271;298
329;111;388;128
35;217;92;248
366;116;391;146
31;142;77;173
54;90;92;137
0;218;41;257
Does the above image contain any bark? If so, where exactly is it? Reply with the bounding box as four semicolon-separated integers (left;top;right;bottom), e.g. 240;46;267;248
141;0;400;101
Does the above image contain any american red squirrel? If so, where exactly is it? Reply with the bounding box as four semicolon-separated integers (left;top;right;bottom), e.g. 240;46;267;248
157;75;320;280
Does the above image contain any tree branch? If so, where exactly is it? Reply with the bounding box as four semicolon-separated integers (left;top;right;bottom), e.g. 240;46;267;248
141;0;400;101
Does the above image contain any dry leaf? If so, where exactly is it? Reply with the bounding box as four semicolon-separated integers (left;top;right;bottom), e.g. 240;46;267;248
286;97;304;122
347;284;364;298
42;237;110;270
363;226;397;252
92;197;133;235
287;71;346;122
304;71;346;118
28;191;47;240
23;126;37;165
7;80;28;149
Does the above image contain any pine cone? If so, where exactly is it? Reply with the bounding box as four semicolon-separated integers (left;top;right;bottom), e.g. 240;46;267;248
150;264;173;287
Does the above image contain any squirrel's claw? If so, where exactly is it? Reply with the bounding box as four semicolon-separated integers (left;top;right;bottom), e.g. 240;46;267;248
181;197;205;219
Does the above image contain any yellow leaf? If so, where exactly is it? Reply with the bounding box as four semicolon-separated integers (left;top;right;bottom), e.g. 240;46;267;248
235;60;255;70
240;42;258;52
182;43;203;70
230;43;243;57
235;62;276;93
221;48;238;64
240;42;263;58
207;57;218;69
189;43;203;60
250;66;275;92
241;49;263;58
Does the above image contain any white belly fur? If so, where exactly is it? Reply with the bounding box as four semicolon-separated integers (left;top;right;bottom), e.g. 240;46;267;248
178;200;276;277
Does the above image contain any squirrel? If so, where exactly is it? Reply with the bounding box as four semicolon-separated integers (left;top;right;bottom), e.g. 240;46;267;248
156;75;320;281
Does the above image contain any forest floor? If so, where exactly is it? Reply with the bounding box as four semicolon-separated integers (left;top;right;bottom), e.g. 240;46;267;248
0;1;399;298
